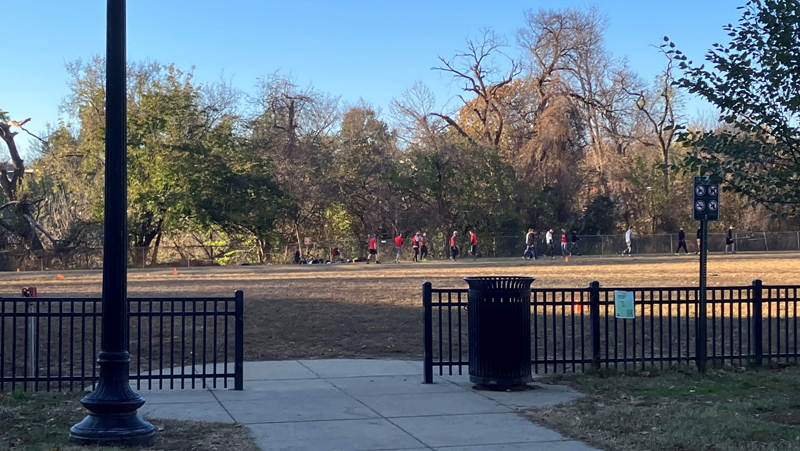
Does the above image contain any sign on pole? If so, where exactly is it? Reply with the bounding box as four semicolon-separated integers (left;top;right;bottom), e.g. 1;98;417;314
693;176;720;221
614;291;635;319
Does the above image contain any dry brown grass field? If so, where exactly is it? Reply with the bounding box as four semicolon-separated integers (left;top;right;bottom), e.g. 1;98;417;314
0;252;798;363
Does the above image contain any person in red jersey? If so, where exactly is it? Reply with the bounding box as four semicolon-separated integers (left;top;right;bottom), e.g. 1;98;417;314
420;232;428;261
366;233;380;264
412;231;421;262
468;230;478;261
394;233;404;263
450;231;459;260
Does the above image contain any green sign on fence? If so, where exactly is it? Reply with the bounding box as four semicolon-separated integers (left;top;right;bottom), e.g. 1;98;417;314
614;291;635;319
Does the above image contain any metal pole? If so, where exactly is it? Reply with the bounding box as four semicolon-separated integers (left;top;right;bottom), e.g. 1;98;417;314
71;1;155;445
422;282;433;384
27;301;35;378
697;220;708;373
752;279;763;367
234;290;244;390
589;281;601;372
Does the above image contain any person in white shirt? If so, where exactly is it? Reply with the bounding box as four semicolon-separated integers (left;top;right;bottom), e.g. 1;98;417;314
623;228;633;257
546;228;555;260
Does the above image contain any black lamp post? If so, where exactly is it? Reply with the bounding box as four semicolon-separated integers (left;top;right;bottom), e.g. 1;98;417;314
69;0;156;445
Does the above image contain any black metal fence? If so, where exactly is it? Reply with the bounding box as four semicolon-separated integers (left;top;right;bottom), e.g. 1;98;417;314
422;281;800;382
0;291;244;392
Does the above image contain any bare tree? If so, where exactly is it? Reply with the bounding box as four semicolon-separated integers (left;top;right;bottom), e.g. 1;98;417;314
0;113;57;251
250;73;341;251
624;45;683;194
432;29;520;148
390;82;447;149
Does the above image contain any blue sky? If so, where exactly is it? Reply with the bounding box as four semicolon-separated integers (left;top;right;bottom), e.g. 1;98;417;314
4;1;742;155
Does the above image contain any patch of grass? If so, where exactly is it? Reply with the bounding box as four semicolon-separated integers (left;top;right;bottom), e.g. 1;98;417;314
0;390;258;451
524;365;800;450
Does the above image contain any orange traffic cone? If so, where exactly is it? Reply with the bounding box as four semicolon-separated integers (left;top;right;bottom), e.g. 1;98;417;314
57;274;65;279
565;256;569;263
173;268;178;275
16;268;19;272
574;303;582;314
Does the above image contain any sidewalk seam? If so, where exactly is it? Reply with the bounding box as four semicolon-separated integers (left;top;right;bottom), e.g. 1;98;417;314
208;387;238;424
322;374;433;450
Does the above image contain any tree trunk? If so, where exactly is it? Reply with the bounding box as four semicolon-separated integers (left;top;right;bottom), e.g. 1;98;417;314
150;232;162;267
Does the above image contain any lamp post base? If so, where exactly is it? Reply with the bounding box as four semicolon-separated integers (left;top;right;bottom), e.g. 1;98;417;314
70;354;156;446
70;413;155;447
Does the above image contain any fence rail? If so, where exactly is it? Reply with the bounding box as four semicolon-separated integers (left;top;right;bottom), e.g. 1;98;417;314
0;292;244;392
423;281;800;382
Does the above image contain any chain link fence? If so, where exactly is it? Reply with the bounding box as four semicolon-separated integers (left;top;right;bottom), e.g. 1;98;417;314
1;231;799;271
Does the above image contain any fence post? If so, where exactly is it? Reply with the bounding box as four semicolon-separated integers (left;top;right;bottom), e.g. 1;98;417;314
589;281;601;372
423;282;433;384
234;290;244;390
752;279;763;368
27;301;35;380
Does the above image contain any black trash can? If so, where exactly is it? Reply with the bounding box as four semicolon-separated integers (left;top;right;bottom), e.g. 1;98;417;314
464;276;535;389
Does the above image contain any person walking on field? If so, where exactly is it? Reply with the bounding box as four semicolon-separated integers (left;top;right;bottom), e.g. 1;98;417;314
412;231;421;262
420;232;428;262
394;233;404;263
523;228;537;260
469;230;478;261
696;227;702;255
676;227;689;255
366;233;380;264
570;230;581;255
622;227;633;257
725;225;736;254
546;229;555;260
560;229;570;258
450;231;460;260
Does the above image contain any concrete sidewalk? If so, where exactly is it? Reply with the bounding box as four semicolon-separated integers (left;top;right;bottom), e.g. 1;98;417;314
135;360;599;451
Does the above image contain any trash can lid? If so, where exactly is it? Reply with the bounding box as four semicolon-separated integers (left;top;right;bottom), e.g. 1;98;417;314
463;276;536;290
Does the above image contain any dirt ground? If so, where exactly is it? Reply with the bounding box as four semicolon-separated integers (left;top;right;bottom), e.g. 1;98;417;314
0;252;798;362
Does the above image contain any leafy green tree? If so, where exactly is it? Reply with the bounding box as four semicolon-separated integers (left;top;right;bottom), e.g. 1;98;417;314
670;0;800;214
42;58;290;260
389;141;517;236
579;195;615;235
334;106;397;237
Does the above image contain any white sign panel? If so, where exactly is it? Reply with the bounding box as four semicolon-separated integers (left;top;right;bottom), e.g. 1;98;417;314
614;291;635;319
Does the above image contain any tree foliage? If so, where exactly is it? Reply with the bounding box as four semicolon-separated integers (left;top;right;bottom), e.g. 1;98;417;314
671;0;800;214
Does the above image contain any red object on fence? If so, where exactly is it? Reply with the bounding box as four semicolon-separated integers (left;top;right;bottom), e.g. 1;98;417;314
22;286;38;297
